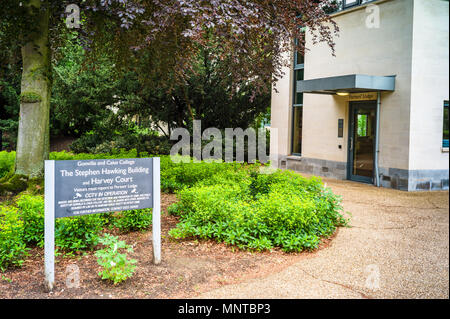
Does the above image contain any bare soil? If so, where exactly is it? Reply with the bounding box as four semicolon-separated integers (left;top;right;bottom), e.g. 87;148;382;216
0;193;337;299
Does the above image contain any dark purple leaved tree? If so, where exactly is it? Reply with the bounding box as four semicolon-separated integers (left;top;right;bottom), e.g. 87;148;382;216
0;0;338;178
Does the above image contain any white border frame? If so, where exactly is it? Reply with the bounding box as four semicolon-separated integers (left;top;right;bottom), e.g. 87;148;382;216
44;160;55;291
152;157;161;264
44;157;161;291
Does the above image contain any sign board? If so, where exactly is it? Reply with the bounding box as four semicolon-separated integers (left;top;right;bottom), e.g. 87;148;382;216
44;157;161;291
53;158;154;218
349;92;378;101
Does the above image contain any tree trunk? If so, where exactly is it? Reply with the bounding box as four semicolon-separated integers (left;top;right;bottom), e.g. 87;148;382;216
15;0;51;178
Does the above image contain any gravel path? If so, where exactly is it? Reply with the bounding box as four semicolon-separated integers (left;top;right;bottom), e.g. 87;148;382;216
198;178;449;299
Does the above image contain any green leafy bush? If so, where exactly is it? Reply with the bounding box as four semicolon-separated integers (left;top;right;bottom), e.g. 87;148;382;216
0;150;348;257
55;214;105;253
0;174;28;195
70;126;172;155
0;149;144;182
160;156;243;193
0;206;28;271
16;194;45;246
0;150;245;193
49;149;139;161
113;209;152;233
15;194;106;253
95;233;137;285
13;193;152;253
0;151;15;179
169;169;348;252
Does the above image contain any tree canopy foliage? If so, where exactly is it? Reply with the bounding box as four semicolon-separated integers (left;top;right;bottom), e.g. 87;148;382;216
0;0;339;176
1;0;338;91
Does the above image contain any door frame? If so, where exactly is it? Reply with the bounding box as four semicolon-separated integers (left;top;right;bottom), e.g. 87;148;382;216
347;100;378;184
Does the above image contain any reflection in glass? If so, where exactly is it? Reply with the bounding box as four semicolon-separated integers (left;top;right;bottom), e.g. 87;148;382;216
296;51;304;66
357;114;368;137
294;69;304;105
344;0;359;7
353;108;375;178
293;107;303;155
295;68;304;81
443;101;449;147
292;43;304;155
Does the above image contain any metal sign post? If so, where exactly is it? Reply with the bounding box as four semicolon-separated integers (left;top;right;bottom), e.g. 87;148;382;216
152;158;161;264
44;157;161;291
44;160;55;291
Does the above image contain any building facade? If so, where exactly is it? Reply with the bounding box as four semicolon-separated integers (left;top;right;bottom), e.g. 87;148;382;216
270;0;449;191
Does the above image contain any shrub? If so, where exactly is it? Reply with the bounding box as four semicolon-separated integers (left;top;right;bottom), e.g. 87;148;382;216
0;151;15;179
0;174;28;196
15;194;107;253
16;194;45;246
95;233;137;285
0;150;243;193
70;126;172;156
14;193;155;253
55;214;105;253
114;209;152;233
0;206;28;271
49;148;139;161
0;150;348;255
160;157;242;193
169;169;348;252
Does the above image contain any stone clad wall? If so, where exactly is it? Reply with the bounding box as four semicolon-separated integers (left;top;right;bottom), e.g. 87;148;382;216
271;0;449;191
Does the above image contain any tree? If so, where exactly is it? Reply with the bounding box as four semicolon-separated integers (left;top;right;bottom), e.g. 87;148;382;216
1;0;52;177
0;20;21;152
0;0;338;178
118;43;272;137
50;31;130;138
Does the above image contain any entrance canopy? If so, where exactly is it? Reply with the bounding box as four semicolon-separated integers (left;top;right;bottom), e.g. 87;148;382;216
297;74;396;95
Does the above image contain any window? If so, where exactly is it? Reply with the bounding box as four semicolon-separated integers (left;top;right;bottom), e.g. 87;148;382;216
341;0;376;10
343;0;359;8
292;107;303;155
295;52;304;68
443;101;449;148
292;38;304;155
294;69;304;105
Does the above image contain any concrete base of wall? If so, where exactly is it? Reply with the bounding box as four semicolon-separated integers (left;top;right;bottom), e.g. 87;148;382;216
285;156;347;180
379;167;449;191
283;156;449;191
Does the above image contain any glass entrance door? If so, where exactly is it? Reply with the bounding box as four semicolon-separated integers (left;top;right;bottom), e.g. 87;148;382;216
348;102;377;183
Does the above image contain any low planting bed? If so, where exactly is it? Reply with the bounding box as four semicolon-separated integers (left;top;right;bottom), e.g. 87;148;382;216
169;168;347;252
0;149;348;295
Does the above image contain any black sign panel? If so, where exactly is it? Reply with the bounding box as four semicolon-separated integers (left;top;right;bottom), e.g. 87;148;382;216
53;158;153;218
